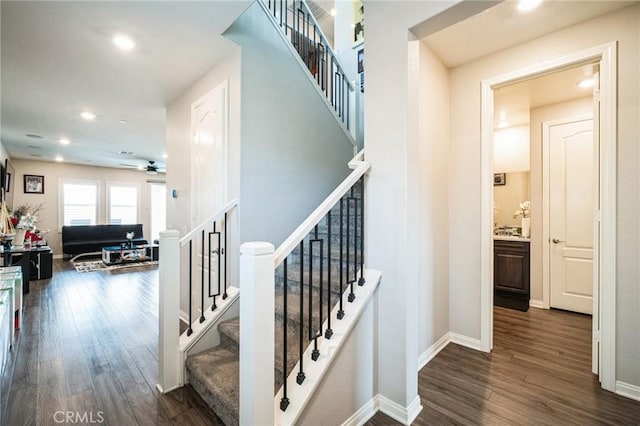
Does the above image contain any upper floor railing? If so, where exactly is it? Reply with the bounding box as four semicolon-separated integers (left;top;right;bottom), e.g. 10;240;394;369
259;0;356;135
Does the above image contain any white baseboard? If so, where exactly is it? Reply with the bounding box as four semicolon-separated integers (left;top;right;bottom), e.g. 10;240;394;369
53;254;64;259
340;397;377;426
378;394;422;425
418;332;451;370
450;332;484;352
341;394;423;426
616;381;640;402
529;299;544;309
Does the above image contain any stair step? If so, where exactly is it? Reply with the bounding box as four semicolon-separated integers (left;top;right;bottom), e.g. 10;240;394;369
214;317;302;391
186;347;239;426
275;264;362;295
218;318;240;355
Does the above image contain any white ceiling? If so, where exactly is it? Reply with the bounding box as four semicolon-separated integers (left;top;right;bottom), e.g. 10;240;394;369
494;63;597;128
424;0;636;69
1;1;251;171
421;0;637;128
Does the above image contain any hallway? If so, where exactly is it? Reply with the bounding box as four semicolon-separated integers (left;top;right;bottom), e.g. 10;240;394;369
369;307;640;425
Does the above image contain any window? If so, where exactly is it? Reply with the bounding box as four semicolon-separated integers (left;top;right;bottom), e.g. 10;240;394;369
108;183;139;225
150;183;166;243
62;181;98;226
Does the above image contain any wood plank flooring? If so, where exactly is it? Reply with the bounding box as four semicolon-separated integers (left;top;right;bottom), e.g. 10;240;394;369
1;259;223;425
367;306;640;425
3;261;638;425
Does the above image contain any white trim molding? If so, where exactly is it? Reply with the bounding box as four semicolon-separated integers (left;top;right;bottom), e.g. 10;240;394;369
450;333;484;352
529;299;545;309
340;398;377;426
378;394;422;426
616;381;640;402
418;332;451;370
480;41;617;391
341;394;423;426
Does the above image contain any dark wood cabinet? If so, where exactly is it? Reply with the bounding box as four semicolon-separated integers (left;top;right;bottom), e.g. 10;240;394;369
494;239;530;311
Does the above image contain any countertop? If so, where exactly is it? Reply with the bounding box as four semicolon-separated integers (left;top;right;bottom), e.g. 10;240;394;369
493;235;530;242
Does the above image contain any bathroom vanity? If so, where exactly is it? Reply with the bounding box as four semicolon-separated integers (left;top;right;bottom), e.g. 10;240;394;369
494;236;530;311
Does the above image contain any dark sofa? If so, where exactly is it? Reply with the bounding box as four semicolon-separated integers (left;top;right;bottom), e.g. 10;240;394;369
62;224;148;257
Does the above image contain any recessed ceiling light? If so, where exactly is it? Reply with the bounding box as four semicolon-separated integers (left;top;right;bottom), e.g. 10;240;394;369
517;0;542;12
119;119;128;124
330;8;336;16
162;153;168;159
59;138;71;145
496;121;510;129
113;33;135;51
55;155;64;162
577;78;595;89
25;134;44;139
81;111;96;120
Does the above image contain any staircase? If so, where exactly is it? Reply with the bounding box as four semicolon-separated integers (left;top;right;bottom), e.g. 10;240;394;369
158;1;368;424
184;182;363;425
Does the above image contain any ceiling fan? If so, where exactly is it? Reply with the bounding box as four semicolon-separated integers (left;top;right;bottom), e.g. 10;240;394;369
118;160;166;174
145;160;160;174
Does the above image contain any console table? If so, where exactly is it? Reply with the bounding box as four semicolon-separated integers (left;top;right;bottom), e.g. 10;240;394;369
0;246;53;294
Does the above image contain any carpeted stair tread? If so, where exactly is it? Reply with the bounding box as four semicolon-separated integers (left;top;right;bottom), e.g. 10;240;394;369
186;347;239;426
218;318;240;355
276;265;360;295
212;315;302;391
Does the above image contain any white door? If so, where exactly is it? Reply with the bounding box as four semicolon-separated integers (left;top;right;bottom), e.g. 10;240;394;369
191;81;228;227
549;117;594;315
190;81;228;316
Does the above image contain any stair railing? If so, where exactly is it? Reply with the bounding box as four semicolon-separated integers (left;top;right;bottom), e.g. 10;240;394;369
158;199;238;393
258;0;356;137
240;151;369;423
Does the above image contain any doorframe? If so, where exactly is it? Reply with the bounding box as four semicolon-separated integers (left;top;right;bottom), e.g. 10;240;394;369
479;42;617;391
541;114;594;311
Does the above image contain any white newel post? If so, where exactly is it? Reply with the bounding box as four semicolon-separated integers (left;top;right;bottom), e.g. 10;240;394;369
157;230;181;393
239;242;275;426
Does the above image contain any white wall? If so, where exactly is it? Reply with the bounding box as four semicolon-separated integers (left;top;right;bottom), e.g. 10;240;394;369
448;5;640;386
334;0;364;148
493;125;530;173
165;48;242;314
529;97;592;302
417;41;450;361
225;2;355;247
493;171;530;228
10;159;158;256
296;292;377;425
334;0;359;83
364;0;460;412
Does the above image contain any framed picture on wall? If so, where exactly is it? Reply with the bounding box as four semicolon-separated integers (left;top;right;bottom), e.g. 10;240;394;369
493;173;506;186
24;174;44;194
352;0;364;47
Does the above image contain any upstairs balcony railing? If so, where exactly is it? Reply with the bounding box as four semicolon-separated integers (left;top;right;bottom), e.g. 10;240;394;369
260;0;356;134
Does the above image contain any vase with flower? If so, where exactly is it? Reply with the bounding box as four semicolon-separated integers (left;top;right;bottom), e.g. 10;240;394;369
513;201;531;238
10;203;45;247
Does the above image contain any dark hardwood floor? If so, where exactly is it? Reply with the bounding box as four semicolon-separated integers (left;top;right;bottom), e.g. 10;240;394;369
3;261;638;425
368;306;640;425
1;259;223;426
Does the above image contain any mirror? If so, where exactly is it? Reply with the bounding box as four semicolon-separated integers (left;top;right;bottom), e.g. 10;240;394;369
493;171;530;228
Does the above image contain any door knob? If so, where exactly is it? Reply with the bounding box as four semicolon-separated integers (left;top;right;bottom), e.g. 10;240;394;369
552;238;564;244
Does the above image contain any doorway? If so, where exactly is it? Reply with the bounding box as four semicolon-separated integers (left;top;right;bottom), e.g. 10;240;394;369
480;42;617;391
